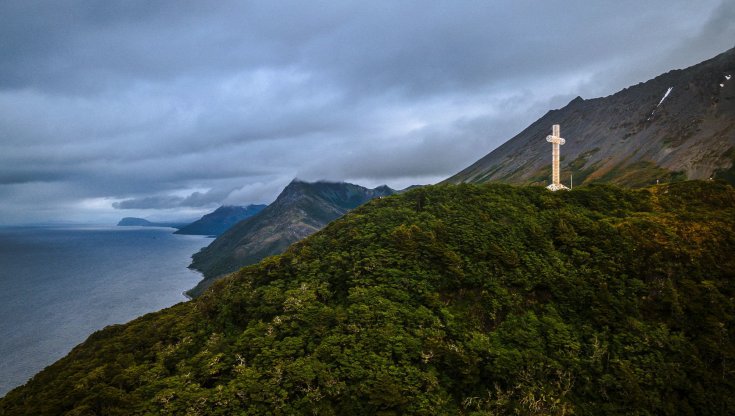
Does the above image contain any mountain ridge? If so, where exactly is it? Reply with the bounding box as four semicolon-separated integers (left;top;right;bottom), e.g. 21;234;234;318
446;47;735;187
186;179;394;296
174;204;267;236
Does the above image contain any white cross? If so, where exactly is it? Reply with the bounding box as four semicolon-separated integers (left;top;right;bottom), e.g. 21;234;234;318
546;124;566;188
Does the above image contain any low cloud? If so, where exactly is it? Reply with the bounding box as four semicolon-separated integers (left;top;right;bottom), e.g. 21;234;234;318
112;186;242;210
180;187;240;207
112;195;185;210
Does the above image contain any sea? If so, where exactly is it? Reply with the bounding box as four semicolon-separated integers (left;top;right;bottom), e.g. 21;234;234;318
0;225;210;397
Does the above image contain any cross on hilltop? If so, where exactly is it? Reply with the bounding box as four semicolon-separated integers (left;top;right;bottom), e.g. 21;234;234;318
546;124;569;191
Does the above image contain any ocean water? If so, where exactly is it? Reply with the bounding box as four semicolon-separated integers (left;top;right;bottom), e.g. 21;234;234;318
0;226;210;397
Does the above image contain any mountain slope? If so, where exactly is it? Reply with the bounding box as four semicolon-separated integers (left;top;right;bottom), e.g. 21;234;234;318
447;47;735;187
2;181;733;415
187;180;394;296
174;204;267;236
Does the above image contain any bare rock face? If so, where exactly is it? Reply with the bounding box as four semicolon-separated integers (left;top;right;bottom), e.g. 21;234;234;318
446;47;735;187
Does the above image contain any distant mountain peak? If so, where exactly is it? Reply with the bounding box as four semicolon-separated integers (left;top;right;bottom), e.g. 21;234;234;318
373;184;393;193
569;96;585;104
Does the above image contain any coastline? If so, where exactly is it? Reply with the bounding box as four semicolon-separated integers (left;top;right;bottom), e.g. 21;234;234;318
0;226;209;396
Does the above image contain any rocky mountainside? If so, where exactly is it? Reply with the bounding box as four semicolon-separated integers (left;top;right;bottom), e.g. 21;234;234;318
446;47;735;187
187;180;394;296
2;181;733;415
174;204;267;236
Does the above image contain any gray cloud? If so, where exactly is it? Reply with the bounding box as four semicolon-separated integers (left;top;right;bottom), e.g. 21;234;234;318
667;0;735;64
112;195;184;210
180;187;241;208
112;186;242;209
0;0;732;224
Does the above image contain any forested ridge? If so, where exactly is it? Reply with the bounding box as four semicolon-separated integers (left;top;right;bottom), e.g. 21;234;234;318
2;181;734;415
187;181;393;297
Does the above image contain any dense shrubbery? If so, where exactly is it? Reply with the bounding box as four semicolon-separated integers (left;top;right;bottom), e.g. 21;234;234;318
2;181;734;415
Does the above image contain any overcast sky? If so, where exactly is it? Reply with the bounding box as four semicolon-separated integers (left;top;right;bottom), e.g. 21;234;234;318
1;1;733;224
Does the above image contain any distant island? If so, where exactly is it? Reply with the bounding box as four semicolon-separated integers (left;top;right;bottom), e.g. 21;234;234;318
116;217;190;229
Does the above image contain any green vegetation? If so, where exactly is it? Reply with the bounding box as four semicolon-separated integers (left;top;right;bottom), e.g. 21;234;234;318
566;148;601;185
188;181;393;297
523;164;552;187
591;160;686;188
2;181;734;415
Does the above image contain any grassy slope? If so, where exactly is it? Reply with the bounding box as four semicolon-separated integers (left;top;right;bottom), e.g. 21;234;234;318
2;181;734;415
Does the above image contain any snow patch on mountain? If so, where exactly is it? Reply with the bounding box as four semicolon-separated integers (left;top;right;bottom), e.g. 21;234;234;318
657;87;673;107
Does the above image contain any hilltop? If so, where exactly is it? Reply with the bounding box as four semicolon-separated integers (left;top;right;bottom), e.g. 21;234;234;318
2;181;733;415
187;180;393;296
447;47;735;187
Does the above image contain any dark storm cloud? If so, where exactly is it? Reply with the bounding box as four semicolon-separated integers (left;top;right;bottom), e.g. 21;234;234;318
0;0;731;224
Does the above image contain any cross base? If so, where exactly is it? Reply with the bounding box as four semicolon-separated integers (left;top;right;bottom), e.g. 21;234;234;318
546;183;569;192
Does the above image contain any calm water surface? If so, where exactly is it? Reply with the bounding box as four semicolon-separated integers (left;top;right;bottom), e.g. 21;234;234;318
0;226;210;396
